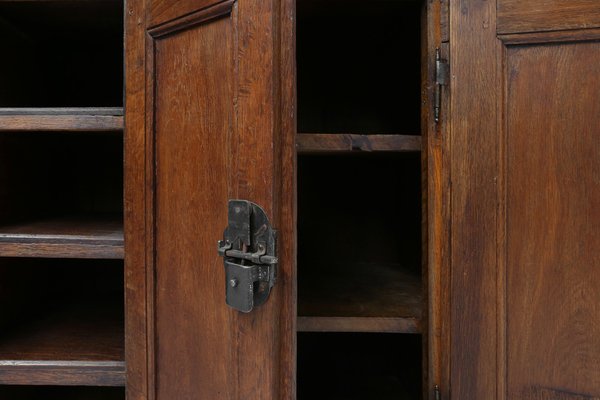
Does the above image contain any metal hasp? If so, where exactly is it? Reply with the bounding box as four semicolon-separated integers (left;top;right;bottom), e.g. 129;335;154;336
217;200;278;313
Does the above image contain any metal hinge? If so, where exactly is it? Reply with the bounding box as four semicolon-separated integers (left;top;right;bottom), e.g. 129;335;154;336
435;48;449;124
434;385;441;400
217;200;278;313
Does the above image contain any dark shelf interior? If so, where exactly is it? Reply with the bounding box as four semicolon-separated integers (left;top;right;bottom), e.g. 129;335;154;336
0;0;123;107
0;133;123;233
297;332;422;400
0;386;124;400
0;259;124;386
298;153;422;332
297;0;422;134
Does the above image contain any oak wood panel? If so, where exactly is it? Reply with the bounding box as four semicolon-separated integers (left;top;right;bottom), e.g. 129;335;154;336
0;216;124;259
152;11;233;400
124;0;148;395
498;0;600;34
423;0;448;398
148;0;219;28
449;0;499;399
504;41;600;399
296;134;421;153
0;108;123;132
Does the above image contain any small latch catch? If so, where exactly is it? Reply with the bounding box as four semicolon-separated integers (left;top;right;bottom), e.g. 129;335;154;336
435;48;449;124
217;200;278;313
434;385;441;400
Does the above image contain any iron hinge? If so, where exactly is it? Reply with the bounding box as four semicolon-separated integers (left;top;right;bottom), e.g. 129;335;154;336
435;48;449;124
217;200;278;313
434;385;441;400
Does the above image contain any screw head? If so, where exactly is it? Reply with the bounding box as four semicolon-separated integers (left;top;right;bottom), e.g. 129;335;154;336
229;278;238;288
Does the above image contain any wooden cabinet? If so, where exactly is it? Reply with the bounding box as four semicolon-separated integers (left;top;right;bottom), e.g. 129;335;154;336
1;0;599;399
449;1;600;399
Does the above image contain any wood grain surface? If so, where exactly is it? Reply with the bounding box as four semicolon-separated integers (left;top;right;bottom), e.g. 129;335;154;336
0;215;123;259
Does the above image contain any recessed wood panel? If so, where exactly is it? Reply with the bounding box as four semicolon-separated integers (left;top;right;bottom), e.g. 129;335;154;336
505;41;600;399
498;0;600;34
153;14;233;400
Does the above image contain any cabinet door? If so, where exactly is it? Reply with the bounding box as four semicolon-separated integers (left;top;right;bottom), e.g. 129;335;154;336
448;1;600;399
124;0;295;399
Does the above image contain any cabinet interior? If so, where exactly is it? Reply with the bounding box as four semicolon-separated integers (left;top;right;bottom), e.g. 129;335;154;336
0;0;125;392
0;1;123;108
0;386;124;400
296;0;425;398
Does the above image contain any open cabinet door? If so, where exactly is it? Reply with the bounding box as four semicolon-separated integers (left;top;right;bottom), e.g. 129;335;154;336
124;0;296;398
449;1;600;399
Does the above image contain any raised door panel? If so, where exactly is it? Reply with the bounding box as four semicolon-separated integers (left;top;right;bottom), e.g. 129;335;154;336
505;41;600;399
125;0;295;398
449;1;600;399
153;11;233;399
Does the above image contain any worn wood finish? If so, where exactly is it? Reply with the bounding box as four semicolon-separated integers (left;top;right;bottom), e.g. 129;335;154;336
503;41;600;399
0;216;123;259
0;108;123;132
449;0;499;399
296;134;421;153
0;300;124;386
297;316;420;334
423;0;447;398
498;0;600;34
450;0;600;399
124;0;149;396
128;0;294;397
151;7;234;399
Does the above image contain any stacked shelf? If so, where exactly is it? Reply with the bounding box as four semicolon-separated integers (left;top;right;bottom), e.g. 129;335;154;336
296;0;424;398
0;0;125;397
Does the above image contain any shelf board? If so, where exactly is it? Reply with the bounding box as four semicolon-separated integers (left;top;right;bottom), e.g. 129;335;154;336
296;133;421;153
0;301;124;386
0;107;124;132
0;215;124;259
298;263;422;333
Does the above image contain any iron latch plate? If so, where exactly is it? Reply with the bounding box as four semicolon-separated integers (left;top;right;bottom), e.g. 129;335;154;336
217;200;277;313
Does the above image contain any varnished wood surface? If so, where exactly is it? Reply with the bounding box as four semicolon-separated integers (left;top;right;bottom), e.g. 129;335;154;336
0;108;123;132
0;215;124;259
0;300;125;386
450;0;600;398
498;0;600;34
151;7;234;399
504;41;600;399
124;0;148;396
139;0;295;397
449;0;498;398
296;134;421;153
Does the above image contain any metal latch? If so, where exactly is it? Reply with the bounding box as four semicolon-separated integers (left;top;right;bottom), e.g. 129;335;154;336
435;48;449;124
217;200;278;313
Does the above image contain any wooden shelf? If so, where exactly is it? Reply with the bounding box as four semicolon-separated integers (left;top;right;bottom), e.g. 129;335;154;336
296;134;421;153
0;300;125;386
0;108;124;132
298;263;422;333
0;215;124;259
